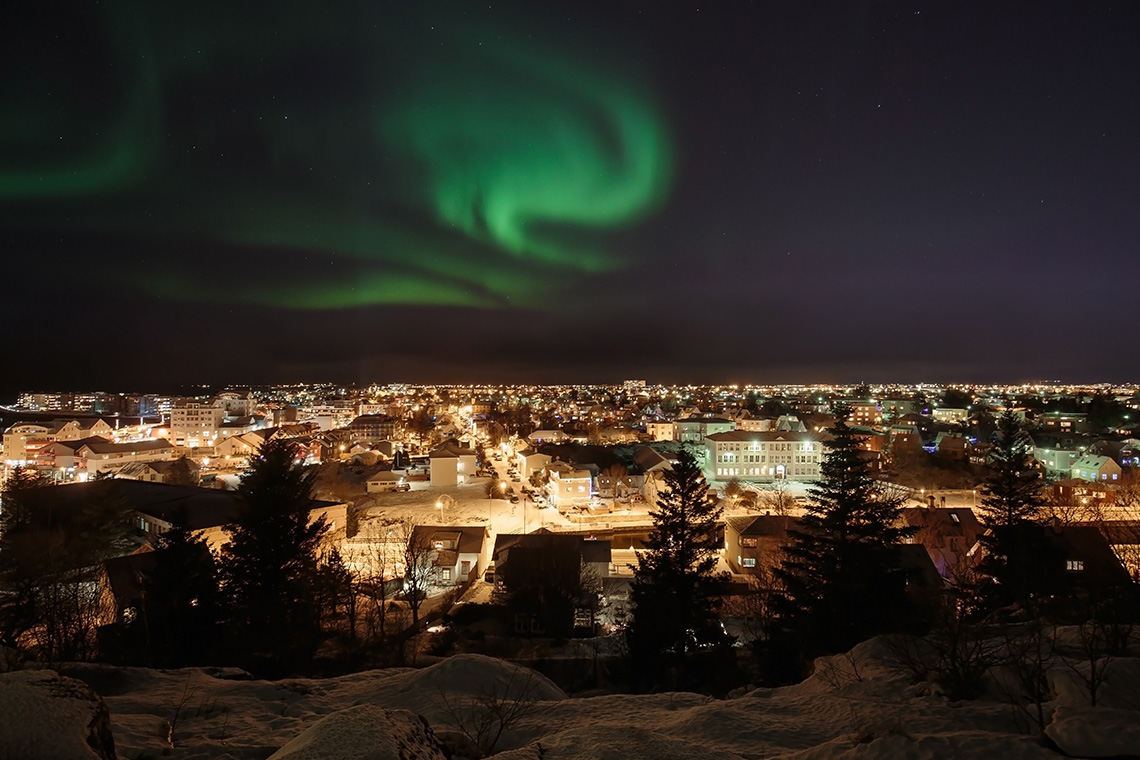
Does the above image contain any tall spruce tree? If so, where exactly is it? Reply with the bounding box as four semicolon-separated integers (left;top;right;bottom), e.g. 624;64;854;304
774;413;914;660
626;448;729;683
976;410;1059;609
219;438;328;668
978;410;1046;527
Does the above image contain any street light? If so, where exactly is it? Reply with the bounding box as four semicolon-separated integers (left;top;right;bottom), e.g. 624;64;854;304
435;494;454;524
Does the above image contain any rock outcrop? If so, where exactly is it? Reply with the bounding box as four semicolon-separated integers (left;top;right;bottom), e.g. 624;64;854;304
0;669;116;760
267;704;448;760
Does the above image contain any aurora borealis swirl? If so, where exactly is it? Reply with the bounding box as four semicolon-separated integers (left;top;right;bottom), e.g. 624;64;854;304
0;2;672;310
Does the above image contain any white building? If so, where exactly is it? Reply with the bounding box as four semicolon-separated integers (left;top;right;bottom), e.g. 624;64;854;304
1071;455;1122;483
547;460;594;505
932;407;969;424
646;421;675;441
170;401;226;448
429;441;477;487
706;430;825;482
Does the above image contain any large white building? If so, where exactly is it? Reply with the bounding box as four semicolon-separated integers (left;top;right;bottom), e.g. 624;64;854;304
706;430;825;482
170;401;226;448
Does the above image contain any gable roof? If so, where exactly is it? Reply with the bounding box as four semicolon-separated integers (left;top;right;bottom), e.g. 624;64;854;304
410;524;487;555
80;438;174;455
725;514;799;538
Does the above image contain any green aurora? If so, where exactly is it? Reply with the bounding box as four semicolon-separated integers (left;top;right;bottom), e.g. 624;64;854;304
0;3;673;310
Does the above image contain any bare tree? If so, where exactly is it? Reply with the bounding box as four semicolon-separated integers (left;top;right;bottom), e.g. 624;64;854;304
602;463;630;510
756;479;794;516
401;519;439;627
996;617;1057;735
433;666;547;755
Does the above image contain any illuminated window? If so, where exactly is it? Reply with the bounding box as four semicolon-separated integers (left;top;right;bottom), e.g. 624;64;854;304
1066;560;1084;572
742;558;756;568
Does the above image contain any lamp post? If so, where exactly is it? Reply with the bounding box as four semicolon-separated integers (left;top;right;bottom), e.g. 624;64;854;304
435;494;454;524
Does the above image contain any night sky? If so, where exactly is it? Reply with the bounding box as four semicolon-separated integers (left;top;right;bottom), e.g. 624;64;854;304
3;1;1139;396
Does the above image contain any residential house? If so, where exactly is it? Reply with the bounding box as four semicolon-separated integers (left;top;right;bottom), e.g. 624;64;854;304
409;525;489;586
1035;446;1081;476
366;470;409;493
898;507;984;583
527;429;569;445
115;457;199;485
546;460;594;505
632;445;674;503
1071;455;1122;483
492;531;612;636
596;464;642;501
934;433;969;462
1097;521;1140;581
1052;479;1114;511
723;514;796;576
515;447;552;480
1037;412;1091;434
675;416;736;443
429;440;477;487
645;420;675;441
1045;523;1133;590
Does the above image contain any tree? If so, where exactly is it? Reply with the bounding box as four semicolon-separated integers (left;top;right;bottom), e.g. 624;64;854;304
976;411;1058;610
756;479;794;516
626;448;729;683
165;457;200;487
407;407;435;449
218;438;329;668
773;413;916;661
602;463;629;509
400;519;438;627
978;411;1046;528
0;471;133;662
136;507;220;667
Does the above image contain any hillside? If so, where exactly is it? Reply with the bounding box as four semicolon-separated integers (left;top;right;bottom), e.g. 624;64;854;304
2;635;1139;759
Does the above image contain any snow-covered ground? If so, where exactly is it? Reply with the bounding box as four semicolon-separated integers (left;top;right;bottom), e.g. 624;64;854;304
5;633;1138;759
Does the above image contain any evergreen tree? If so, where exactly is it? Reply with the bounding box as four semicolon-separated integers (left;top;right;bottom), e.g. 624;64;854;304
219;439;329;668
626;448;729;684
976;411;1059;609
165;456;200;487
978;411;1046;527
137;508;220;667
773;413;915;661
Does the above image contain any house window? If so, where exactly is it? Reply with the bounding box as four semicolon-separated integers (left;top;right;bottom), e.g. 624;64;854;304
441;568;452;581
742;558;756;567
1066;560;1084;572
742;537;758;548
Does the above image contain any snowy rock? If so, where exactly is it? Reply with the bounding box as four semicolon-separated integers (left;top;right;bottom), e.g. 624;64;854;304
267;704;448;760
494;725;747;760
0;669;116;760
781;731;1063;760
1045;705;1140;758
